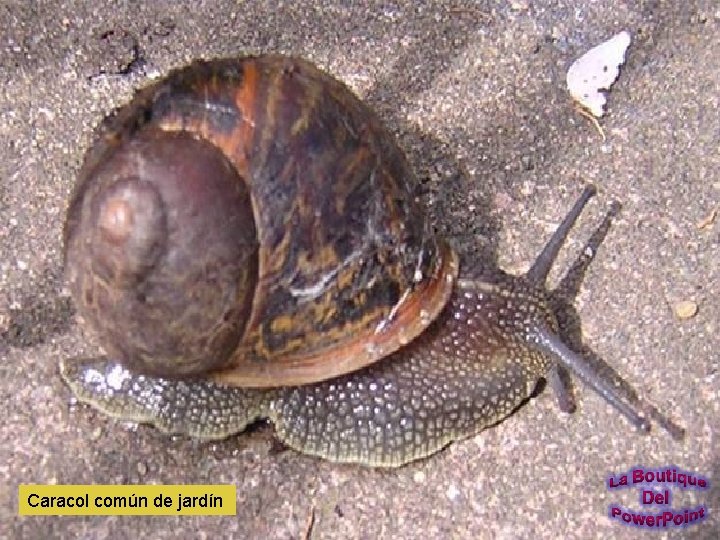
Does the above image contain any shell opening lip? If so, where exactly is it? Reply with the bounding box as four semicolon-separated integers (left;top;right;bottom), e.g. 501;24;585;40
211;241;459;388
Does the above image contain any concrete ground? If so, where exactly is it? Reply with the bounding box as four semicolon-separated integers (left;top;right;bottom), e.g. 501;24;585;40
2;1;718;538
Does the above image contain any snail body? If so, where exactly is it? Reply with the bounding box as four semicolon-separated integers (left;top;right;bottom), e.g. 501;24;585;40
61;55;669;467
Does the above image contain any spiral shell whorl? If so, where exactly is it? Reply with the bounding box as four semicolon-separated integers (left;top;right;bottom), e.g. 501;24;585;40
64;131;258;377
92;176;166;285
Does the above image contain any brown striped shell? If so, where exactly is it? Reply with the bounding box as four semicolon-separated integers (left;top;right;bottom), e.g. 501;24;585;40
64;55;459;387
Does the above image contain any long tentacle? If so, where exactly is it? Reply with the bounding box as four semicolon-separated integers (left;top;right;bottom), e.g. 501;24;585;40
525;185;596;286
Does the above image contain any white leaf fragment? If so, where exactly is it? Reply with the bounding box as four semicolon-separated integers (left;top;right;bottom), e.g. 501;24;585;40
566;31;632;117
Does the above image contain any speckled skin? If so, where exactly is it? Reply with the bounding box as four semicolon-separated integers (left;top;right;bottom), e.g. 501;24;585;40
61;272;555;467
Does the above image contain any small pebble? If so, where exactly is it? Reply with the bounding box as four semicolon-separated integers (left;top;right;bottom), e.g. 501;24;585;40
674;300;698;320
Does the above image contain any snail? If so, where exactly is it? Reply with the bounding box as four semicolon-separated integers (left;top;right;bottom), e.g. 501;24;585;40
60;55;680;467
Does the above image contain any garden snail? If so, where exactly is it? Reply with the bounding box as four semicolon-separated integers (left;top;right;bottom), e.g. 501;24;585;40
61;55;679;467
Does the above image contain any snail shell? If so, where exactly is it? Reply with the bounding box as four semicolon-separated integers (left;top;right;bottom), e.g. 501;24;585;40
64;55;457;385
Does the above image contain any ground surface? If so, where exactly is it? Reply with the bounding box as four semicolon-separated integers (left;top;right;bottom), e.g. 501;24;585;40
1;1;718;539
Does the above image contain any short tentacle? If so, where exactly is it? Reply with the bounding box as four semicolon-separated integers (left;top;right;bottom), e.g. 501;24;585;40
546;365;576;413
